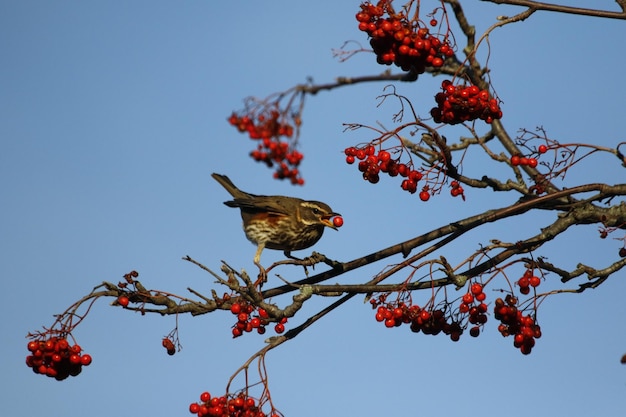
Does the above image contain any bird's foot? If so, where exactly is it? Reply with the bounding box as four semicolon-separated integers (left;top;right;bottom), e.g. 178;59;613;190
253;262;267;288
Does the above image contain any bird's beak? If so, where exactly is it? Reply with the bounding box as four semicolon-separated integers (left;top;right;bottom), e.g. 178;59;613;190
321;212;341;230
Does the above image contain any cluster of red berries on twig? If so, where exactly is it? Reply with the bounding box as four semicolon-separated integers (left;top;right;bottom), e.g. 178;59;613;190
517;268;541;295
356;1;454;73
344;145;431;198
510;155;538;168
228;110;304;185
494;294;542;355
458;282;488;337
229;301;287;338
370;283;493;341
188;391;280;417
371;299;465;342
510;144;549;169
449;180;465;200
25;336;92;380
431;80;503;125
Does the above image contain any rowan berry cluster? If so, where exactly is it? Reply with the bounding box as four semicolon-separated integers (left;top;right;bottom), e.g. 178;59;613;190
510;143;549;169
494;294;542;355
517;269;541;295
356;1;454;73
372;300;464;342
188;391;279;417
431;80;503;125
229;301;288;338
228;111;304;185
25;336;92;381
510;154;538;168
344;145;426;195
458;282;488;338
449;180;464;199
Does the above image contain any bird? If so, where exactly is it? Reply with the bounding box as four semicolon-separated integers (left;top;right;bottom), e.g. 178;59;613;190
211;173;341;266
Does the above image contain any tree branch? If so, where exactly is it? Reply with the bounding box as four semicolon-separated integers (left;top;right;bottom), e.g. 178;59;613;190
480;0;626;20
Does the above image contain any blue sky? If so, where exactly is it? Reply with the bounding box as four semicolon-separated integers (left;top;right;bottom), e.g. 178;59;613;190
2;1;626;416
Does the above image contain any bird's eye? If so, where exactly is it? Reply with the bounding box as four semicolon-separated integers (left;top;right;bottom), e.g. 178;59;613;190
312;208;320;215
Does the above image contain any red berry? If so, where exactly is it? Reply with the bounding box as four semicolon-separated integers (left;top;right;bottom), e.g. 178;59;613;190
518;276;530;288
462;293;474;304
117;295;129;307
80;354;92;366
430;19;438;26
274;323;285;333
538;144;548;154
189;403;200;414
384;318;396;328
529;276;541;287
27;340;39;352
527;157;538;168
57;338;69;351
230;303;242;314
200;392;211;403
470;282;483;296
419;190;430;201
333;216;344;228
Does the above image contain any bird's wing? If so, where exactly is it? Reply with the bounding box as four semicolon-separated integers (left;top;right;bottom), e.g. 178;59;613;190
225;197;293;216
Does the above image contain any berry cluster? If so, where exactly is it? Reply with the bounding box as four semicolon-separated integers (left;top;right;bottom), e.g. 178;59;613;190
356;1;454;73
188;391;279;417
494;294;542;355
431;80;503;125
517;269;541;295
449;180;465;199
510;155;538;168
510;144;549;168
344;145;427;196
25;336;92;380
373;301;464;342
228;111;304;185
229;301;288;338
458;282;488;337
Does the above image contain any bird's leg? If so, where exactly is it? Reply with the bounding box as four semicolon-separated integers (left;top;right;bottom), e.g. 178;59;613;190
253;243;267;286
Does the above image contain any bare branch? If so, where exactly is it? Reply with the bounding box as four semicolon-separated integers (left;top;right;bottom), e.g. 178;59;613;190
480;0;626;20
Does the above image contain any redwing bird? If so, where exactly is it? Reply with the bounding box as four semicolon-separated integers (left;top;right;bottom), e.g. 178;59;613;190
212;173;341;265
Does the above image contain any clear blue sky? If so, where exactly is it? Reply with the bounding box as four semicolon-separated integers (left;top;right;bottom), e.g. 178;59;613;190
2;1;625;416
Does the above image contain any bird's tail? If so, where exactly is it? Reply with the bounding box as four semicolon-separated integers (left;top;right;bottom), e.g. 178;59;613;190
211;173;251;199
